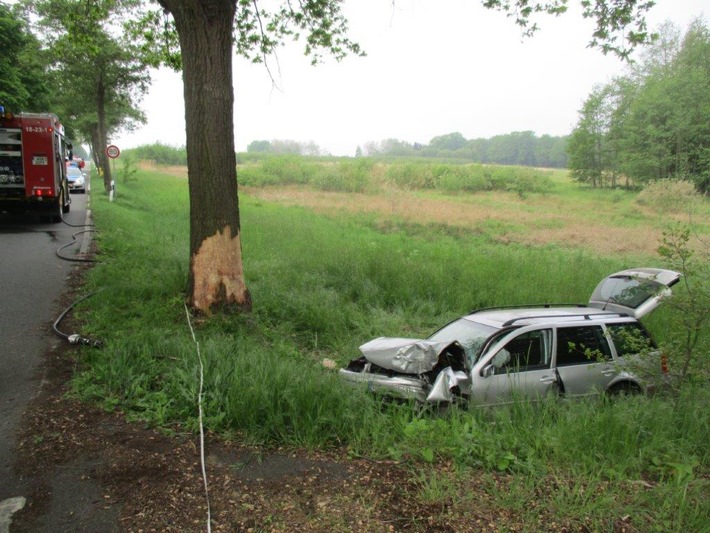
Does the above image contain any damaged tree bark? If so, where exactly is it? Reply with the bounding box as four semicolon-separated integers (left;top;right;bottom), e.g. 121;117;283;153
158;0;251;313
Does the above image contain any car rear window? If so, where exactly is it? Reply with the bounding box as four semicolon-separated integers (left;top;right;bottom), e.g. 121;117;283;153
607;323;655;357
590;276;665;309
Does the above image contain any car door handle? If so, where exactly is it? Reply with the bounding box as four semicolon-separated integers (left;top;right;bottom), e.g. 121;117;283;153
539;376;557;384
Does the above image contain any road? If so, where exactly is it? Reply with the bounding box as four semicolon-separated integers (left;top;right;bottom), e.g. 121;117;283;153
0;188;92;531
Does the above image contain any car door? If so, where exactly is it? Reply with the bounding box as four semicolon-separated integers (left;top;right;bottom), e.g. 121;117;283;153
470;328;557;405
554;325;616;397
588;268;681;319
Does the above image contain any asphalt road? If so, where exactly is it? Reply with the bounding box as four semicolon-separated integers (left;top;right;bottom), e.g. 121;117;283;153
0;187;92;531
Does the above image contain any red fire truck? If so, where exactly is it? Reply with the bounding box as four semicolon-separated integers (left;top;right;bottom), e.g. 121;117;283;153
0;106;72;222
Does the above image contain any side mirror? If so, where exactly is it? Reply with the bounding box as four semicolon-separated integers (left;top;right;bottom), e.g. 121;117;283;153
482;364;495;378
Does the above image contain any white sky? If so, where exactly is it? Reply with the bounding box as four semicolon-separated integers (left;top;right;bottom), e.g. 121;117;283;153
114;0;707;157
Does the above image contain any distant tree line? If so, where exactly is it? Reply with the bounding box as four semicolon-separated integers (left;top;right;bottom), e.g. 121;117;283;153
248;131;568;168
567;20;710;193
247;139;325;156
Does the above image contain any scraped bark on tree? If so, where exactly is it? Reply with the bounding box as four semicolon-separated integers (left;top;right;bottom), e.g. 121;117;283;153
157;0;251;313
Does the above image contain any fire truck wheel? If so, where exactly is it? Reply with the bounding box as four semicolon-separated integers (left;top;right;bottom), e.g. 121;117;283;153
50;193;64;223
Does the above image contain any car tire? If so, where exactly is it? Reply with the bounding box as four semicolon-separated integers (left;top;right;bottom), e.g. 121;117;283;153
607;382;642;397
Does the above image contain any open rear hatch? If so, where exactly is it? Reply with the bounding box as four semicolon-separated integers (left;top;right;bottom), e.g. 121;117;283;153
588;268;681;319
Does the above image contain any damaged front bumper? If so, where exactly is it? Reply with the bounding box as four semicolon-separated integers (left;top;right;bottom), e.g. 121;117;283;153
339;368;431;402
339;337;470;403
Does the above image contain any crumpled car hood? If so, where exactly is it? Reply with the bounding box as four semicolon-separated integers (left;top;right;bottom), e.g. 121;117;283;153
359;337;460;375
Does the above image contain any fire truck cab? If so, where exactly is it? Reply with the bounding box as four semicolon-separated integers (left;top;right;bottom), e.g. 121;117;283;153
0;106;72;222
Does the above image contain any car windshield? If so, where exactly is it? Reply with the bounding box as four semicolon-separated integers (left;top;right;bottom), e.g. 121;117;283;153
67;168;82;178
428;318;497;364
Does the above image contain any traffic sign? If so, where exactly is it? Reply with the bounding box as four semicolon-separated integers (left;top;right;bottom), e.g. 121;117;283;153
106;145;120;159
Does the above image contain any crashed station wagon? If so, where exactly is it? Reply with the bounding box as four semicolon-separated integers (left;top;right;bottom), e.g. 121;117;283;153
340;268;680;405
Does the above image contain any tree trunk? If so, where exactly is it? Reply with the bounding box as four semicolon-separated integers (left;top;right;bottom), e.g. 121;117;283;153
90;125;101;169
96;74;113;193
159;0;251;314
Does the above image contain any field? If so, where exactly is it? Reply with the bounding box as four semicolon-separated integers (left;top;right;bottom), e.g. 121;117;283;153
68;162;709;532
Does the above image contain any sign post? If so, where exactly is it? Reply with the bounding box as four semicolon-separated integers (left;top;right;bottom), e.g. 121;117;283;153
105;145;120;201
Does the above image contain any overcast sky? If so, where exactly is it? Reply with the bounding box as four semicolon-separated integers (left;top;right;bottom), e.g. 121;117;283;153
115;0;707;157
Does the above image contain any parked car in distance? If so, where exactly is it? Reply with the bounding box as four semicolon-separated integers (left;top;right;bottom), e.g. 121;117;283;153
66;166;85;193
340;268;681;405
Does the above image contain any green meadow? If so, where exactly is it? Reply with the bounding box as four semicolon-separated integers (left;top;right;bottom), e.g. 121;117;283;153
74;161;709;532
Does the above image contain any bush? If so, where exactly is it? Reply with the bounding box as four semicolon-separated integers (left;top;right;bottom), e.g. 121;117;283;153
636;179;702;213
657;224;710;390
436;165;487;192
310;159;373;193
124;143;187;166
385;162;439;189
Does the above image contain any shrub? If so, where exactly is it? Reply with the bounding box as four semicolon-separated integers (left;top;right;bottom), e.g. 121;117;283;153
310;159;373;193
436;165;487;192
385;162;438;189
119;154;138;184
125;143;187;166
657;224;710;390
636;179;701;213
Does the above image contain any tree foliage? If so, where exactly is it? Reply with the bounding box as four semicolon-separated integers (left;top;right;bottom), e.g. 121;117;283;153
0;2;50;112
568;19;710;192
482;0;656;59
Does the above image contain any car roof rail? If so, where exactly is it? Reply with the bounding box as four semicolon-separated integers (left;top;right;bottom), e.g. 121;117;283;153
501;311;629;327
468;303;588;315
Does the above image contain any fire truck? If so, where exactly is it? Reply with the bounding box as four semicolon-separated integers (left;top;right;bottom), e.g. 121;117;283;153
0;106;72;222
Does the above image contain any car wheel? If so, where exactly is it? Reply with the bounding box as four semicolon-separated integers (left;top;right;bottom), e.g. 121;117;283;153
607;382;642;397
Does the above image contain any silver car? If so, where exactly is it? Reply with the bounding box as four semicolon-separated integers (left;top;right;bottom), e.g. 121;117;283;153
66;166;85;193
340;268;680;405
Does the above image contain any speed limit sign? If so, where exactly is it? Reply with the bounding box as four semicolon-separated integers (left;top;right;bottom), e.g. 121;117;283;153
106;145;120;159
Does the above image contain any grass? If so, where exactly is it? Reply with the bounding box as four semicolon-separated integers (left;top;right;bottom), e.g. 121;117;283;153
73;166;710;532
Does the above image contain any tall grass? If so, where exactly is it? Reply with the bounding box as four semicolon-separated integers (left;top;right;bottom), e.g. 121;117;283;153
75;169;709;532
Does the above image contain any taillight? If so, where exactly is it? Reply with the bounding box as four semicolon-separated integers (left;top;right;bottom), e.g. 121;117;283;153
33;187;54;197
661;354;669;374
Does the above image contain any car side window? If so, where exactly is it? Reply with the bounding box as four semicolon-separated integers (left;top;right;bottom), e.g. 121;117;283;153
556;326;612;366
607;323;655;357
492;329;552;374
